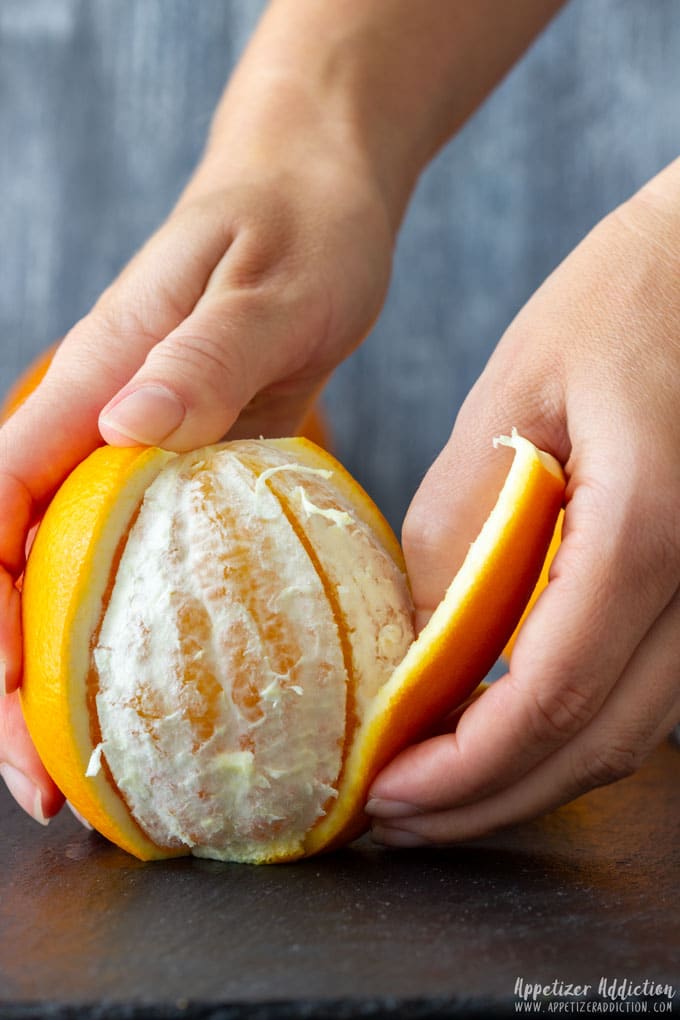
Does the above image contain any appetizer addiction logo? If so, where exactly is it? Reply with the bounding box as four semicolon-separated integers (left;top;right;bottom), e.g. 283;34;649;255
513;976;676;1013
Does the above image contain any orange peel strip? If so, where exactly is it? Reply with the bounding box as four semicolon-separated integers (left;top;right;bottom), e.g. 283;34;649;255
305;430;565;854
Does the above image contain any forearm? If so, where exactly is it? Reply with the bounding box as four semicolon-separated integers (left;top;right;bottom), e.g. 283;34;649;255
194;0;565;229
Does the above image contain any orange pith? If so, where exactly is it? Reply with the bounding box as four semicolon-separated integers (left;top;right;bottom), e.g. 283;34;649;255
263;481;359;784
21;431;564;864
90;447;360;861
232;441;413;851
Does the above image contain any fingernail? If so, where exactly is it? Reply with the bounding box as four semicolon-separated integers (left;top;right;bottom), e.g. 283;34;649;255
365;797;422;819
371;824;429;848
0;763;50;826
100;385;185;446
67;800;93;831
0;660;7;697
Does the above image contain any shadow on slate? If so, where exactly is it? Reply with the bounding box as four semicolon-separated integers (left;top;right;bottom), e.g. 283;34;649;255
0;743;678;1019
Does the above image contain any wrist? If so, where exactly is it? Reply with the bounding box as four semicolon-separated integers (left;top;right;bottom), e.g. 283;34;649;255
189;0;469;233
192;62;417;238
194;0;563;233
184;0;564;236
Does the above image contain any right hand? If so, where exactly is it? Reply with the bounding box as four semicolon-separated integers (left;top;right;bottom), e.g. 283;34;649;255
0;79;395;824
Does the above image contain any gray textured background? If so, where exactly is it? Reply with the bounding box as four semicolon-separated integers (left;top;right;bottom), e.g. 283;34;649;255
1;0;679;529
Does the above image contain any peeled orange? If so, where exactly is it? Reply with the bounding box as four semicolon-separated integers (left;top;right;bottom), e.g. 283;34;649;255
20;431;564;863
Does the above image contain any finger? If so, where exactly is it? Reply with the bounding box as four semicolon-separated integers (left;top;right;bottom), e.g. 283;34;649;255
99;231;330;450
371;589;680;846
401;360;568;632
0;692;63;824
373;433;679;814
0;574;22;692
0;475;33;692
225;376;329;442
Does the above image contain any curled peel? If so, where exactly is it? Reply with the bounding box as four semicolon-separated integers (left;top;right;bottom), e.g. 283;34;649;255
305;430;565;854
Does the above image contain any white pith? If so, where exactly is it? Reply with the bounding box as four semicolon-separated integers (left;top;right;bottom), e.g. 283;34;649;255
92;442;414;862
235;442;415;719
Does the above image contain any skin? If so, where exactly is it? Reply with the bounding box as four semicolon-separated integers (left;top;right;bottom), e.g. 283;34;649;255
1;0;679;843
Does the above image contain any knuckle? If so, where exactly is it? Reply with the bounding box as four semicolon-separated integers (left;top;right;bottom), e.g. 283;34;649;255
523;677;596;746
401;506;431;562
149;330;249;402
620;502;680;607
569;473;680;610
91;291;162;346
210;199;296;294
611;186;680;269
401;503;451;569
578;742;639;790
224;231;289;292
43;318;126;391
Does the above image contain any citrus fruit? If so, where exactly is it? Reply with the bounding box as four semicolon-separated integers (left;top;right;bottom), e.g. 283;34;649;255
20;430;564;863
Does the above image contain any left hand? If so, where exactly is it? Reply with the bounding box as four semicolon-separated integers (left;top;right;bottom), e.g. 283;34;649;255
367;158;680;846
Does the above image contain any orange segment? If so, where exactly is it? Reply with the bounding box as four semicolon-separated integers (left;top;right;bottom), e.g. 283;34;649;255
268;437;405;572
231;441;415;856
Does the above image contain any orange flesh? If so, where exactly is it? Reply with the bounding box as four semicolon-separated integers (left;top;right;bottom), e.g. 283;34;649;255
87;444;412;860
235;451;369;795
85;500;165;850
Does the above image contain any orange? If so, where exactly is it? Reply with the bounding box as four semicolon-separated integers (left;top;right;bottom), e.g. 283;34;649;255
20;429;564;863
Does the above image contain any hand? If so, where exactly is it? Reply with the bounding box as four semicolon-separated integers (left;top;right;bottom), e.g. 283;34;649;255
368;158;680;846
0;0;565;825
0;82;395;823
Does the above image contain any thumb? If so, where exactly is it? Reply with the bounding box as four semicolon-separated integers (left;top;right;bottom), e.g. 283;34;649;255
402;371;568;632
98;284;320;450
99;246;329;450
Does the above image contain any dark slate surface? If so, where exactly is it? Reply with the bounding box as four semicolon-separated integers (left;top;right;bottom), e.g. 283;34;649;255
1;743;678;1018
